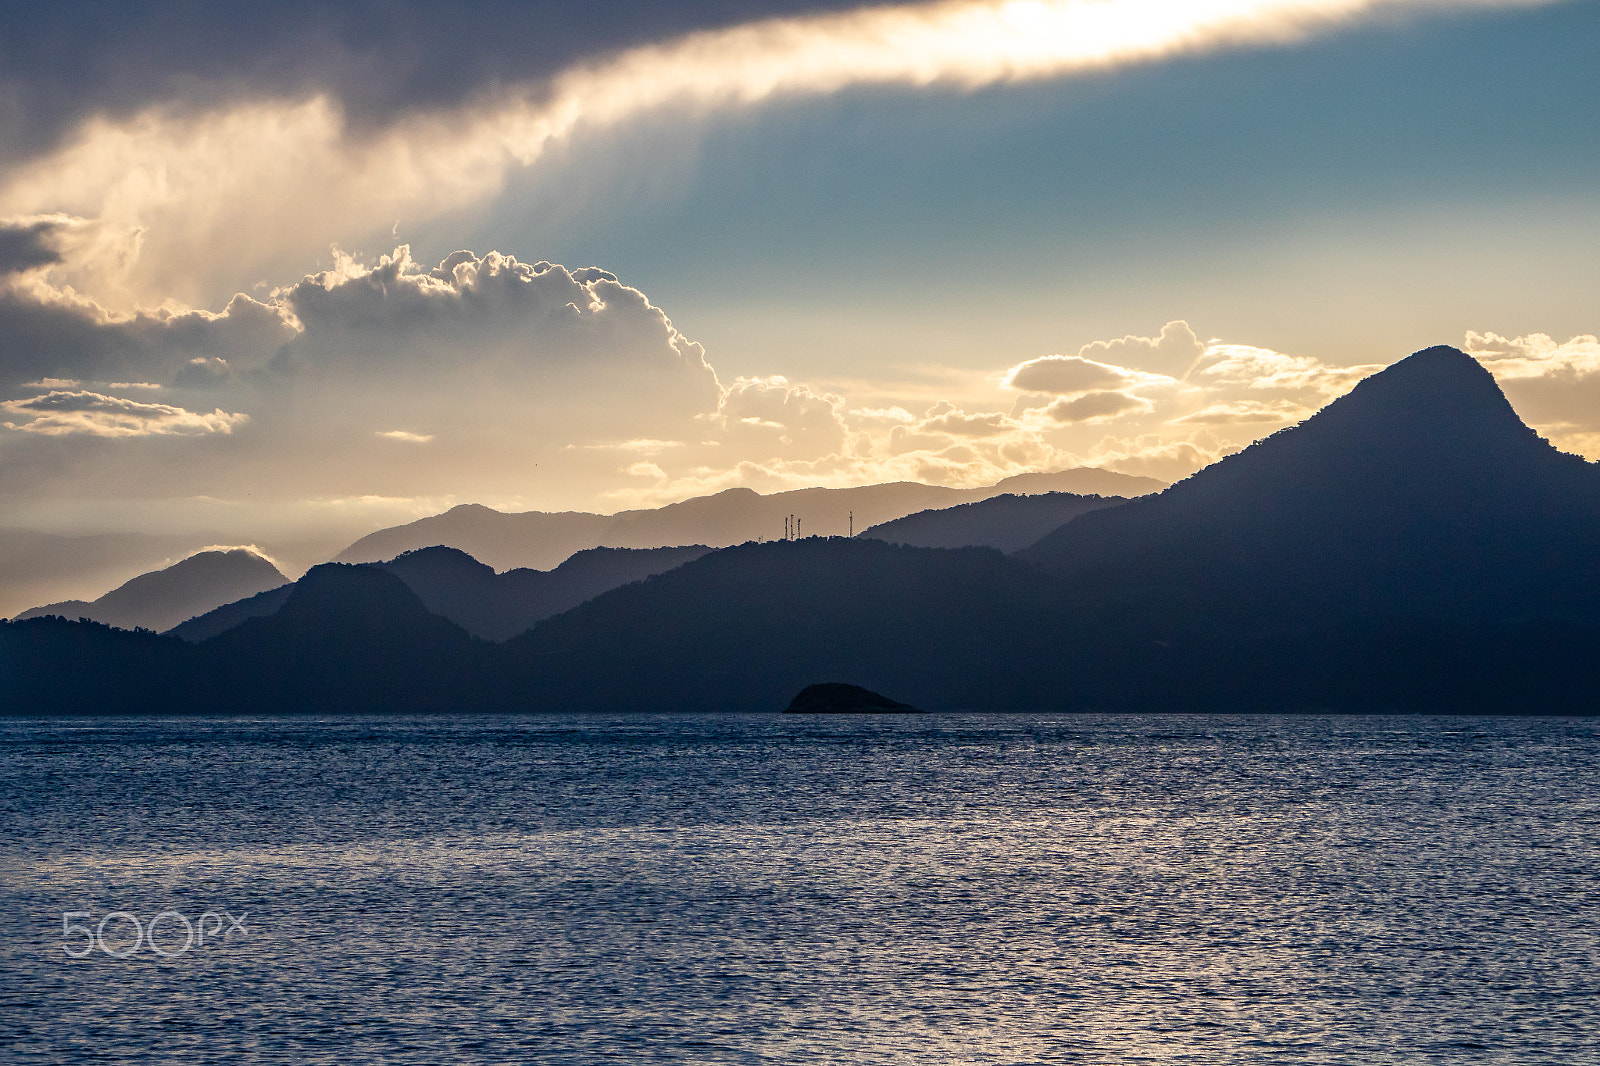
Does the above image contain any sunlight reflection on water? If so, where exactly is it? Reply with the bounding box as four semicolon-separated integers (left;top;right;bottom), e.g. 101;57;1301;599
2;713;1597;1063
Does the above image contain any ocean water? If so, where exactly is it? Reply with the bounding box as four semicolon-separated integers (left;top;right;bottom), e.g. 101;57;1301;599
1;714;1597;1065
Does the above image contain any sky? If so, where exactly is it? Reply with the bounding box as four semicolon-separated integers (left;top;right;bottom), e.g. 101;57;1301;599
2;0;1597;564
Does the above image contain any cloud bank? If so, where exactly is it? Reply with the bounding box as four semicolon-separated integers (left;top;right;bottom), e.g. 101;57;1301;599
0;0;1559;308
1;390;248;437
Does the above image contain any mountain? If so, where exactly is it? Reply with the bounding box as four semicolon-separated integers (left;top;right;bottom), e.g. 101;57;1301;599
376;543;715;641
1011;345;1600;710
1020;346;1600;622
333;468;1164;570
166;585;294;643
11;345;1600;715
0;529;223;620
193;564;488;714
15;549;288;633
1;616;196;715
504;345;1600;713
860;492;1125;552
502;537;1064;713
170;542;716;643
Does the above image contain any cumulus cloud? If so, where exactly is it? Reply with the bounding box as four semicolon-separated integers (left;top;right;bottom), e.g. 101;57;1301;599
716;376;848;455
282;248;719;407
1003;354;1133;395
847;406;918;427
2;389;247;437
1041;390;1153;423
1076;319;1207;377
917;402;1016;437
1465;330;1600;380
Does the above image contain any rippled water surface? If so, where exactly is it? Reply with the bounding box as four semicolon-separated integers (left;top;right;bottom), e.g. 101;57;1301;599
2;714;1598;1064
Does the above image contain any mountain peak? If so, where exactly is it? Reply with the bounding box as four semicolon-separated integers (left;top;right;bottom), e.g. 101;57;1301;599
1020;342;1600;622
1344;344;1506;412
1277;343;1545;470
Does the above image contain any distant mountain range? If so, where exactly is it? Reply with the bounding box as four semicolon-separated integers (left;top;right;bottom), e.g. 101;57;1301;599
333;467;1165;571
10;468;1159;632
7;346;1598;715
171;543;715;643
13;549;287;633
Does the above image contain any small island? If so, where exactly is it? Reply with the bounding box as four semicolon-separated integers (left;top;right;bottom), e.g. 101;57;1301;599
783;683;922;714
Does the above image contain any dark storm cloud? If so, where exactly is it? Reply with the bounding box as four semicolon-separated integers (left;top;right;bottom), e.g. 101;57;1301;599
0;220;64;274
0;0;866;167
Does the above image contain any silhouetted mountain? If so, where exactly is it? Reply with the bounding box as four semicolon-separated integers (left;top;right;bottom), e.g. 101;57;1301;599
171;542;716;643
378;543;715;641
166;584;293;643
334;469;1164;570
503;537;1063;713
16;549;287;632
10;345;1600;715
193;564;488;713
861;492;1124;552
1;616;196;714
0;529;221;620
1010;345;1600;710
1020;346;1600;623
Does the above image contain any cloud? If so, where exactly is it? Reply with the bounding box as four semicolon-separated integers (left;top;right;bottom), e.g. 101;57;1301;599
571;438;688;454
847;406;918;427
1193;343;1380;396
1003;354;1132;395
1076;319;1207;377
716;375;849;455
1463;331;1600;460
1465;330;1600;380
1042;390;1152;423
2;389;248;437
0;218;64;273
1;1;1555;308
0;285;297;389
376;430;435;443
282;248;720;407
0;2;863;169
909;400;1016;438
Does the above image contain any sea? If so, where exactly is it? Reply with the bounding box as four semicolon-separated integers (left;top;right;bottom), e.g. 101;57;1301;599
1;713;1597;1065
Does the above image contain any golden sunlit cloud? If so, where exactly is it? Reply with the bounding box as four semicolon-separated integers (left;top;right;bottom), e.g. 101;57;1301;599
0;0;1559;308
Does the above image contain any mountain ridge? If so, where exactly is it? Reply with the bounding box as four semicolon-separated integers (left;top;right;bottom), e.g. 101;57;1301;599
333;468;1165;571
8;345;1600;715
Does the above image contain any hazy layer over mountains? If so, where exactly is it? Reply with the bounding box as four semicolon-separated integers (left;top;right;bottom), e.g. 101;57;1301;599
9;466;1157;631
9;346;1599;714
333;468;1163;571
